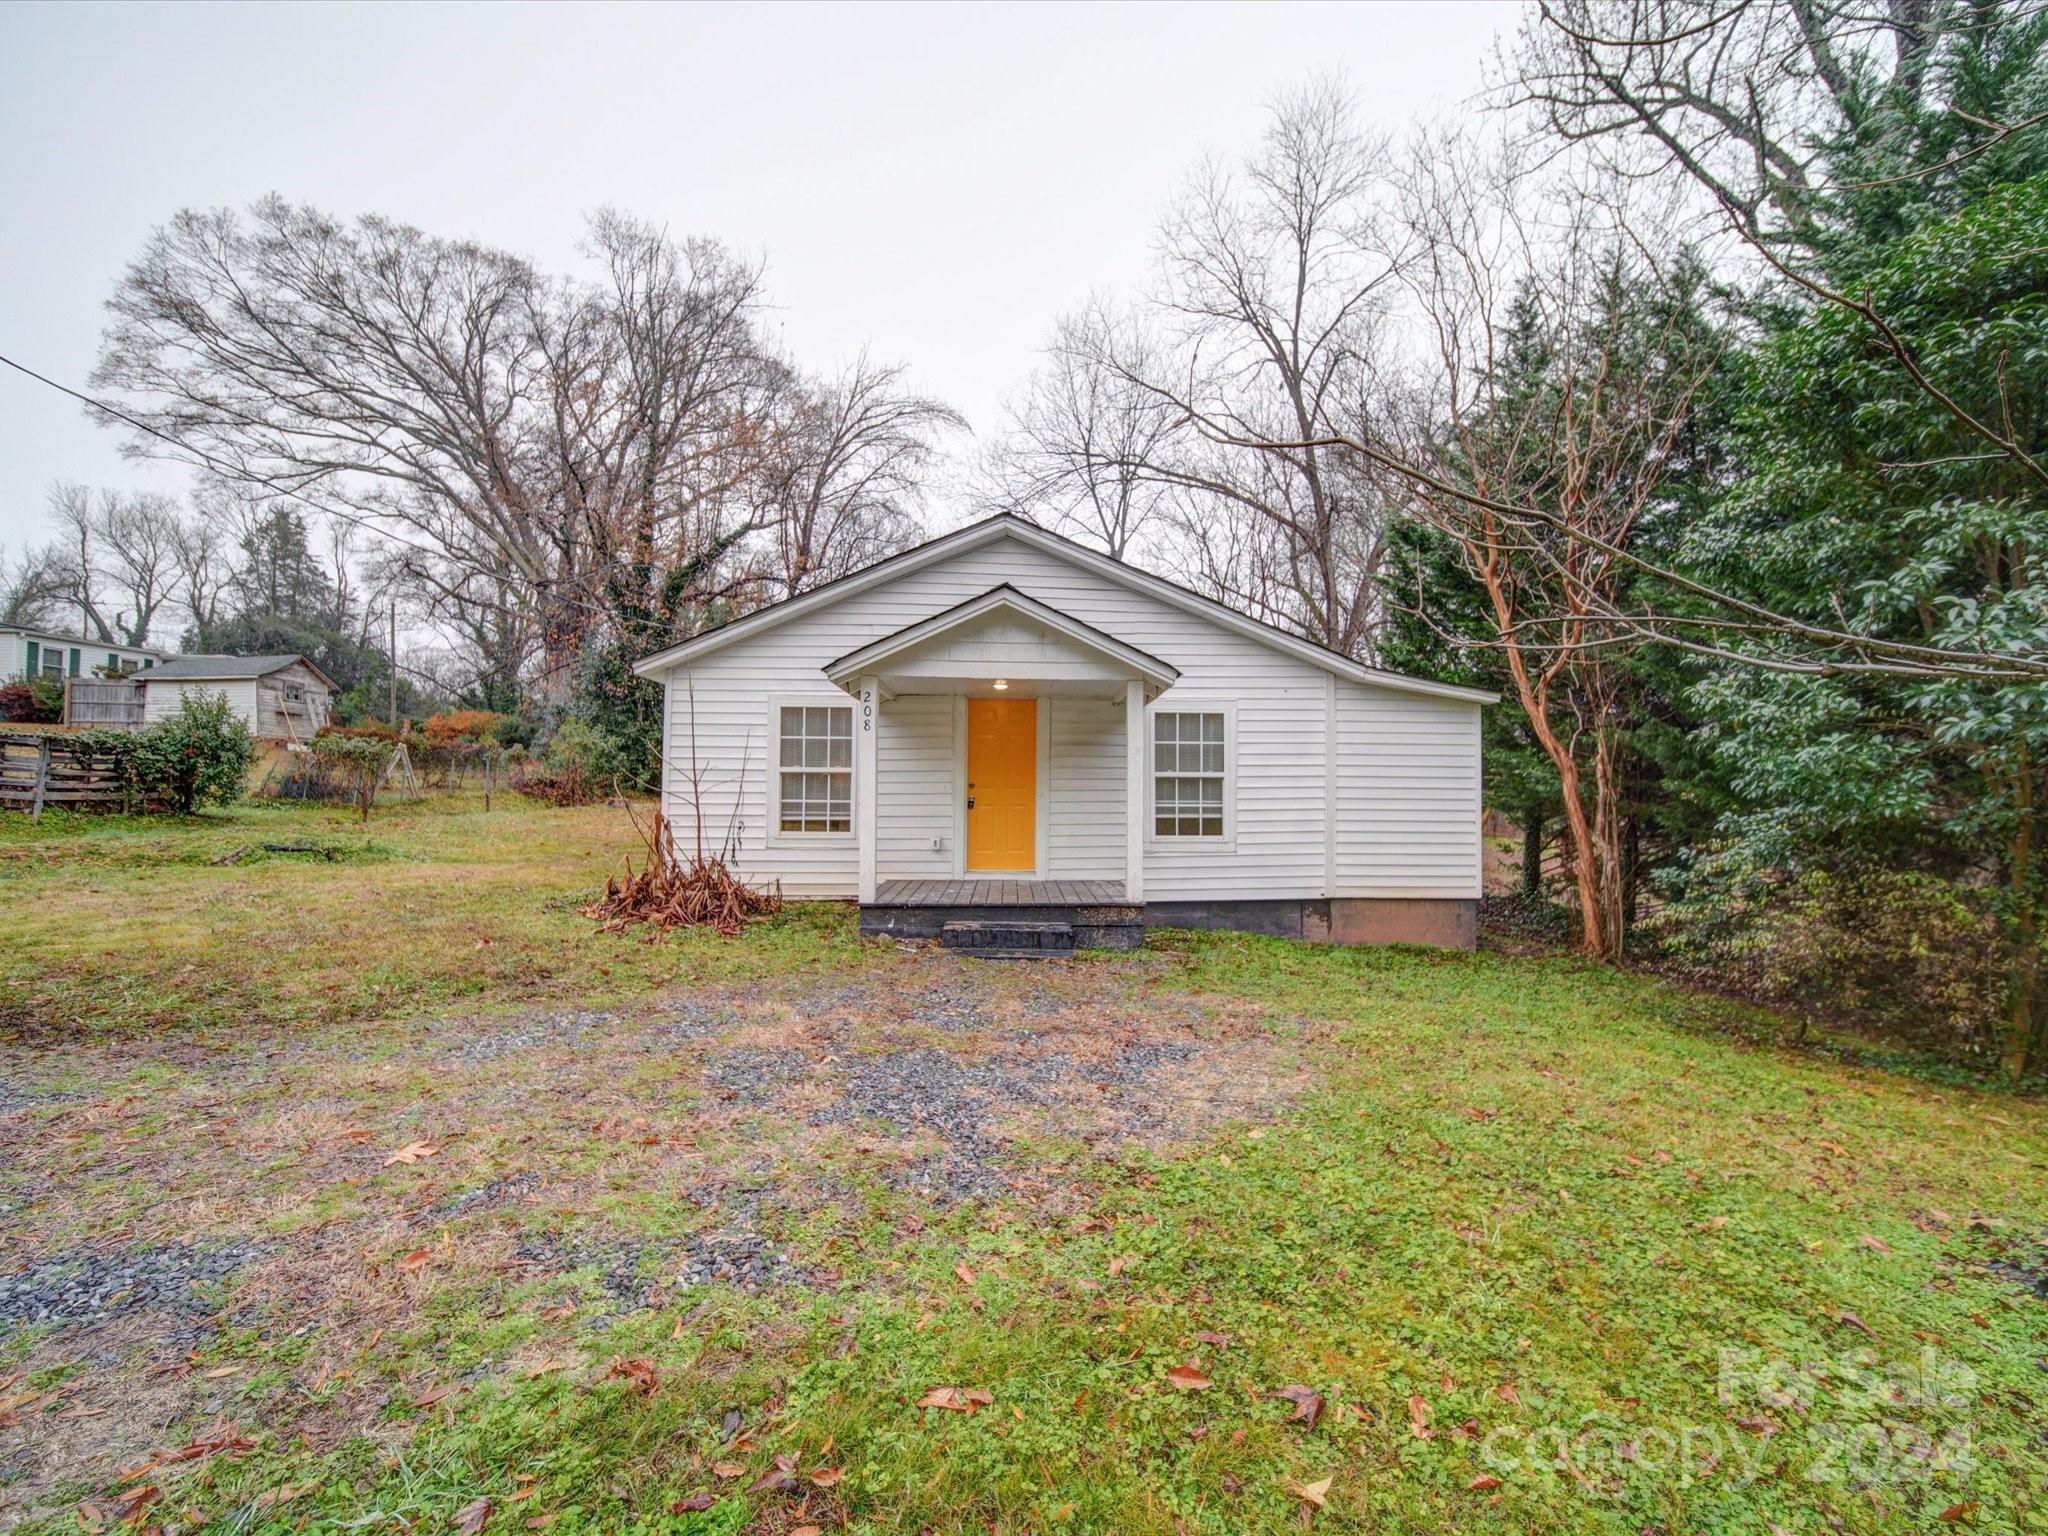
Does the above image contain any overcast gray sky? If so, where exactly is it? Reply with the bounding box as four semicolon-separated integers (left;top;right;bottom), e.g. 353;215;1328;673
0;0;1519;549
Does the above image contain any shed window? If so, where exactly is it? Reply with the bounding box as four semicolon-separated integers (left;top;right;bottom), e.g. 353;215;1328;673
1153;711;1225;837
39;646;63;679
282;681;306;703
778;705;852;833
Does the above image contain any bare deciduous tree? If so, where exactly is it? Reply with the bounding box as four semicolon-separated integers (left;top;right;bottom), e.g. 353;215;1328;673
0;546;67;629
759;351;965;599
89;198;959;699
1381;141;1720;958
1505;0;1953;241
981;303;1180;560
1000;80;1406;660
39;482;182;645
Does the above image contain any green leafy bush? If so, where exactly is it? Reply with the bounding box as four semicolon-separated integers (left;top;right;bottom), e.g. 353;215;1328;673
1661;865;2007;1068
491;714;538;750
517;718;628;806
129;691;257;813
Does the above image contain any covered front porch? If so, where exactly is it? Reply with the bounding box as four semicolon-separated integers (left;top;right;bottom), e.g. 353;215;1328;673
824;586;1174;946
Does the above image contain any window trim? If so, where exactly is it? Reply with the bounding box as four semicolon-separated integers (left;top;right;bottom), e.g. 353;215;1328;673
764;694;858;846
1145;701;1236;848
38;645;64;680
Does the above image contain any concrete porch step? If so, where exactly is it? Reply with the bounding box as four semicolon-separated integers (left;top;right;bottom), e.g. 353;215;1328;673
941;919;1074;958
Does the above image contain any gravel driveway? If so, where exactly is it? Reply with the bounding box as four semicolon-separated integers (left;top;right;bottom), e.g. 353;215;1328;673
0;950;1299;1520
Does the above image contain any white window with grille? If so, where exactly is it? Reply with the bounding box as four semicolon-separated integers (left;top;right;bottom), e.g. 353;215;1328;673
776;703;853;834
1152;709;1229;839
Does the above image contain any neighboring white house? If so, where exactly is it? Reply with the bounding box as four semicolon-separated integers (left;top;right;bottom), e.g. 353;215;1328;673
142;654;337;744
632;514;1494;948
0;623;166;682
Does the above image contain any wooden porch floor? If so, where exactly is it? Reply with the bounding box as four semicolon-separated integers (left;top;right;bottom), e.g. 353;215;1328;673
870;878;1129;907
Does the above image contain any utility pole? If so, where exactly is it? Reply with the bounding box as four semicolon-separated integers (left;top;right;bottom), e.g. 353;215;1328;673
388;603;398;727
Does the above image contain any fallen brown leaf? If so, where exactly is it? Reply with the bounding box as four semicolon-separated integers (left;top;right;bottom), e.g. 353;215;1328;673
606;1357;658;1394
453;1495;493;1535
383;1140;439;1167
1408;1394;1434;1439
1164;1363;1213;1392
1268;1384;1323;1428
916;1386;994;1413
746;1464;797;1495
808;1467;844;1488
1289;1475;1332;1511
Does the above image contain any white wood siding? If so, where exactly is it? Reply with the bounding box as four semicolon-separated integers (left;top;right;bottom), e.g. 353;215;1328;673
659;530;1478;901
877;695;953;882
1047;697;1126;882
143;678;260;726
1333;682;1483;898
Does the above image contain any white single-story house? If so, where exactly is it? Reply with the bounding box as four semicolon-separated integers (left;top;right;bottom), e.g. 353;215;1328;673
633;514;1494;950
143;654;337;744
1;623;166;682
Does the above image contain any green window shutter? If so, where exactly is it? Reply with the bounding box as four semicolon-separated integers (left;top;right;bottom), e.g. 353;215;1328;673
69;649;81;677
143;657;153;669
108;653;119;672
24;641;37;676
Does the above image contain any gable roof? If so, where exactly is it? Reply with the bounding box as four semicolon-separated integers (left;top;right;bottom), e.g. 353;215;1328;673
148;653;339;690
823;585;1180;691
632;514;1496;706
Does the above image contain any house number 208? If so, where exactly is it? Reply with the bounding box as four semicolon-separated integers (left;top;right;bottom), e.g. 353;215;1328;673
860;689;874;730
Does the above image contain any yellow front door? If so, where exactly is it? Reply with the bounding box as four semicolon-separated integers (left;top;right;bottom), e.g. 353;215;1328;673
966;697;1035;872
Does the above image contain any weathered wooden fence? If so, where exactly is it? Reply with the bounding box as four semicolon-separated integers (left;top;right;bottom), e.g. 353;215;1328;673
63;677;145;729
0;731;133;817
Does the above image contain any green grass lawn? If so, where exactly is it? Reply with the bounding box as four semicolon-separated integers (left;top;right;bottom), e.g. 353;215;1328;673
1;795;2043;1534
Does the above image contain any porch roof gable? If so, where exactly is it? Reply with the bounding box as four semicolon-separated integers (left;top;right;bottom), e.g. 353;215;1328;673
822;584;1180;692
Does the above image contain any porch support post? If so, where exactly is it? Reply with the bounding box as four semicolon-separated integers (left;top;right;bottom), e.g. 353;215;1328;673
857;676;880;905
1124;679;1146;904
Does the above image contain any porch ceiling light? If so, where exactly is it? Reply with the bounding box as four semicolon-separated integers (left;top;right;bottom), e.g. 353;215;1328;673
992;678;1009;690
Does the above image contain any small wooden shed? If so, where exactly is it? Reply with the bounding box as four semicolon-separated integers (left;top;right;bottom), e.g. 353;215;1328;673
142;655;338;744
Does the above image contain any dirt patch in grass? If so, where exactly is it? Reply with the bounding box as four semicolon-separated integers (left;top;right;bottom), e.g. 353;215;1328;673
0;954;1298;1522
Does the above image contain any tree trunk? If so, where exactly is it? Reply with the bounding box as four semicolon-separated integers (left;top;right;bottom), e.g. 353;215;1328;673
2004;748;2044;1081
1520;812;1544;899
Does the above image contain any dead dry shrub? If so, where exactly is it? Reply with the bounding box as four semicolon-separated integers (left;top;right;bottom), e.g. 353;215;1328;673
585;805;781;936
